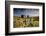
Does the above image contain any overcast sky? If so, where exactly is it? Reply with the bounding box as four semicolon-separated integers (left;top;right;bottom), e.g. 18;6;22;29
13;8;39;17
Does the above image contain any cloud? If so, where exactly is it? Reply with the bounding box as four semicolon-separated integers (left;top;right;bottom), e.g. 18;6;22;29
14;8;39;17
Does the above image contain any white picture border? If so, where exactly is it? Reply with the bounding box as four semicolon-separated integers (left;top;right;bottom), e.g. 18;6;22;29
9;4;43;33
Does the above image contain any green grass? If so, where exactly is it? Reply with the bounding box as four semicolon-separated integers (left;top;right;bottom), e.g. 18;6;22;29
13;16;39;28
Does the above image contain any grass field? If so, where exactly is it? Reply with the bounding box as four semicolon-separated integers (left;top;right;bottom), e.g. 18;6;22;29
13;16;39;28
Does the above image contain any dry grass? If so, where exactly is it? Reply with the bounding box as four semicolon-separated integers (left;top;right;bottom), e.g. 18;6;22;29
13;16;39;28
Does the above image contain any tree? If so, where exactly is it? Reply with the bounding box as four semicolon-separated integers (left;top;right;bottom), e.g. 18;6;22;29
27;15;29;18
21;15;24;18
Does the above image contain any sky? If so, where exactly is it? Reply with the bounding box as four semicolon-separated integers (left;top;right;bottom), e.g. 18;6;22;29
13;8;39;17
